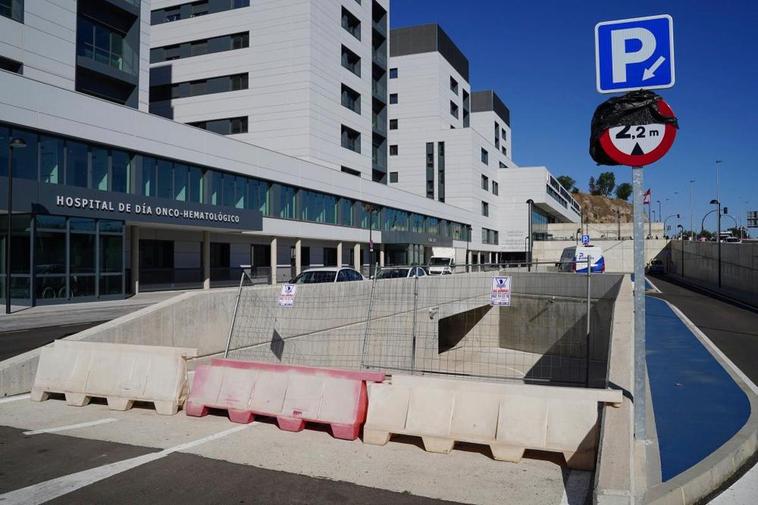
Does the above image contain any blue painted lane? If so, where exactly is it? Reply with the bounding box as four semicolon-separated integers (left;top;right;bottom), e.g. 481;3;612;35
646;296;751;481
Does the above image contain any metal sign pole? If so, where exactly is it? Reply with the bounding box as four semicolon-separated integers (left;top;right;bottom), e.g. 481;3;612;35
633;166;647;440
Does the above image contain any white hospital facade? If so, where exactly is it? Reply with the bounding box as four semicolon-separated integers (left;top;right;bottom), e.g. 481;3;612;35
0;0;578;306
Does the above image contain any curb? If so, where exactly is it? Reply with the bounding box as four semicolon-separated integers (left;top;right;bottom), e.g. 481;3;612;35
643;300;758;505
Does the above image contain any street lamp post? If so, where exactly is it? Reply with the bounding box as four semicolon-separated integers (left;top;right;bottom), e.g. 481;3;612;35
715;160;723;203
663;214;680;239
656;200;662;224
526;199;534;272
689;179;695;240
5;137;27;315
362;203;379;279
616;209;621;240
677;224;684;277
710;199;722;288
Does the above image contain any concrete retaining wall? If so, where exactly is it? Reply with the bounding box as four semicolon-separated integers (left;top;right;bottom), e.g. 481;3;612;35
665;241;758;307
532;239;669;273
0;288;238;397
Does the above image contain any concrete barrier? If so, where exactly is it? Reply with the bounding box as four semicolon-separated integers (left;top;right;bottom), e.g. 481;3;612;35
363;374;622;470
31;341;197;415
186;359;385;440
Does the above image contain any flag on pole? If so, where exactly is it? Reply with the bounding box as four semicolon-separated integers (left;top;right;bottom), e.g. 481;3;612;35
643;189;651;205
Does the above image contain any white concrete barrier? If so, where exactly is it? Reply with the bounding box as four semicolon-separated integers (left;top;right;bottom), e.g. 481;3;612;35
364;374;622;470
31;341;197;415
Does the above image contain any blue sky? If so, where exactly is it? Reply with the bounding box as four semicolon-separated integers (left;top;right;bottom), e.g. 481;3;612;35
390;1;758;234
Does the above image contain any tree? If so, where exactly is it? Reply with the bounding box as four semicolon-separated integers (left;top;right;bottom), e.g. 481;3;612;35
596;171;616;197
615;182;632;201
588;176;598;195
556;175;576;193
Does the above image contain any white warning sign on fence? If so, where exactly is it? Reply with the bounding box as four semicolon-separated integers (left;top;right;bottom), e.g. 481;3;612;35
278;283;297;307
490;276;512;307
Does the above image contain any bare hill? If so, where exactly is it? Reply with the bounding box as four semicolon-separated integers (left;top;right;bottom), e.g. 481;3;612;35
573;192;636;223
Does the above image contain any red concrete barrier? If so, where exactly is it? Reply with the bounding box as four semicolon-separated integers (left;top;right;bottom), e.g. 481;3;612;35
186;359;385;440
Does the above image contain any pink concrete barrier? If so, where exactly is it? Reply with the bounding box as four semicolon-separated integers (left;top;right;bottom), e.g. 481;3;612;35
185;359;385;440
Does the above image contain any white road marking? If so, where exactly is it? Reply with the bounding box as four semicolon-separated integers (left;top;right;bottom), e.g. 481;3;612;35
23;418;117;436
646;277;662;293
0;394;30;404
559;470;592;505
0;424;250;505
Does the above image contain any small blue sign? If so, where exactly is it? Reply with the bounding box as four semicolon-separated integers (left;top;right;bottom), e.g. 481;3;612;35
595;14;675;94
581;234;590;246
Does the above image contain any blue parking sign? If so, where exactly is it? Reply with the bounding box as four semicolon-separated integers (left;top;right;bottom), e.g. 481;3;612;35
581;234;590;246
595;15;675;93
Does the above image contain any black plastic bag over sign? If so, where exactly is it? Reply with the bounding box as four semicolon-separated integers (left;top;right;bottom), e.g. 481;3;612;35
589;90;679;166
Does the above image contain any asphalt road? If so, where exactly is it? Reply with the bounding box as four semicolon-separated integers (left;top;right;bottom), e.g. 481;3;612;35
0;426;463;505
647;275;758;385
0;322;105;361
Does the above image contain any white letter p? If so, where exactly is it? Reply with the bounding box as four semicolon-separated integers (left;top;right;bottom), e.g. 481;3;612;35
611;27;656;83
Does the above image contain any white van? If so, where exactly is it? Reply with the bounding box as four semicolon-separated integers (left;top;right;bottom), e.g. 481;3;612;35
558;245;605;273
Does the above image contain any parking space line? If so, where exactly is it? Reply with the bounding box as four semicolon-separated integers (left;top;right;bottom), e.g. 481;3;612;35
646;277;662;293
0;394;31;404
23;418;117;436
0;424;250;505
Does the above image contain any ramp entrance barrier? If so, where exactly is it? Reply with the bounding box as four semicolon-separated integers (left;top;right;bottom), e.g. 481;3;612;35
185;359;385;440
31;341;197;415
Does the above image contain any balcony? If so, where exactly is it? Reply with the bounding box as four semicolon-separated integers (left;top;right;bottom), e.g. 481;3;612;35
373;18;387;37
372;114;387;136
372;49;387;69
372;81;386;101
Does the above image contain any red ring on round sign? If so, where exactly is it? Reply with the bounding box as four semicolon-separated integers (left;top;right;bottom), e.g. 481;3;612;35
598;99;677;167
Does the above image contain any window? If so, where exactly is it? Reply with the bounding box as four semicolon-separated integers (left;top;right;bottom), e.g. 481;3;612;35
66;141;88;188
481;201;489;217
501;128;507;139
389;93;398;104
341;45;361;76
188;116;248;135
502;146;508;157
425;142;434;199
481;148;488;164
150;32;249;63
151;0;249;25
0;0;23;23
150;73;249;103
499;161;508;168
494;121;500;148
77;15;136;75
40;136;64;184
450;76;458;95
341;7;361;40
481;174;489;191
389;67;398;79
437;142;445;203
389;119;398;130
341;166;360;177
0;55;22;74
450;101;459;118
341;125;361;153
389;171;398;183
389;145;398;156
340;84;361;114
492;181;499;196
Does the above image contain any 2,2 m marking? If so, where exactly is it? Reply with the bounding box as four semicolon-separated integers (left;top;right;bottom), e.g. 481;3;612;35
615;125;659;139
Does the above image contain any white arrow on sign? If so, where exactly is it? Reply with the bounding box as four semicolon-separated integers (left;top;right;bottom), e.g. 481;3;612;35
643;56;667;81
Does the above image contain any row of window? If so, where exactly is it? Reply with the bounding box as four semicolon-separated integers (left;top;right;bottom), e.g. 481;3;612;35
150;32;249;64
482;227;499;245
0;123;471;241
341;6;361;40
0;0;23;23
150;73;248;102
151;0;249;25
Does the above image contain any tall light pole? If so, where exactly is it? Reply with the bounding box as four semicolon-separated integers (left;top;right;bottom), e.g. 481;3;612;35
362;203;379;278
5;137;27;315
656;200;662;223
710;199;722;288
664;214;680;238
689;179;695;240
715;160;723;203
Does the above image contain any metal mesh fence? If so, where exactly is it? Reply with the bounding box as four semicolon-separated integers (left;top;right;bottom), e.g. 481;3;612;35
224;261;614;389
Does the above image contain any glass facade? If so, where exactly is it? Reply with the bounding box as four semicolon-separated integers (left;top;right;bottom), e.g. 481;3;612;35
77;15;137;76
0;121;471;259
0;215;124;305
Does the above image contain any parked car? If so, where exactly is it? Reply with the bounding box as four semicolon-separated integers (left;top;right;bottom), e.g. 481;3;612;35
557;245;606;273
374;266;427;279
647;259;665;275
289;267;365;284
